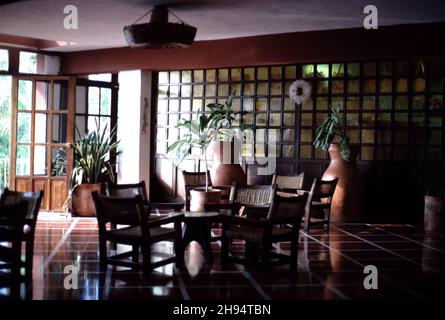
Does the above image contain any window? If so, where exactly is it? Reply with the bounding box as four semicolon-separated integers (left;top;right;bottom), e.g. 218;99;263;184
19;51;37;74
0;49;8;71
88;73;112;82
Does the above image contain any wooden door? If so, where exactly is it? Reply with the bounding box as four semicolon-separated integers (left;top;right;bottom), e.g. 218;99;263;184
9;75;75;211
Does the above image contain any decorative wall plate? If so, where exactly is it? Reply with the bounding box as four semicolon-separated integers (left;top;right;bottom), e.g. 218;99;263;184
289;79;311;105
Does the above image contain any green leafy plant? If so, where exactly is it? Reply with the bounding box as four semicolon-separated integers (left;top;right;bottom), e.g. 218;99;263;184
206;92;248;141
167;112;217;191
313;107;350;161
51;147;66;177
70;124;120;189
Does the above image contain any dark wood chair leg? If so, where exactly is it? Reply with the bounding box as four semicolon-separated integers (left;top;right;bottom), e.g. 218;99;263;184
174;221;184;266
99;238;108;270
221;233;229;266
141;244;152;275
25;238;34;281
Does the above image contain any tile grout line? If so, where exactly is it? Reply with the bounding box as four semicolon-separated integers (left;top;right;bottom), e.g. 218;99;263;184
174;267;191;300
301;230;424;299
368;224;445;254
39;217;79;273
333;225;445;276
272;243;350;300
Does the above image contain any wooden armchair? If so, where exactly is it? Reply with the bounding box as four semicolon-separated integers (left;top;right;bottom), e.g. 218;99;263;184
272;172;305;193
0;201;30;298
0;188;43;281
92;192;184;274
303;178;338;232
221;191;308;268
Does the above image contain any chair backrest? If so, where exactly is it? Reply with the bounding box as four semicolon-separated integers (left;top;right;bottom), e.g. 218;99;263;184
307;178;339;207
104;181;148;205
0;188;43;226
0;201;29;229
92;192;147;227
267;192;308;222
229;184;275;206
272;173;305;191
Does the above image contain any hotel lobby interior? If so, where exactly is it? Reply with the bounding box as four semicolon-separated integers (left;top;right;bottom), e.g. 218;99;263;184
1;0;445;304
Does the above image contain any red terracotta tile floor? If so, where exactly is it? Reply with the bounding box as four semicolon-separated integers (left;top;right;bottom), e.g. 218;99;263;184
2;212;445;300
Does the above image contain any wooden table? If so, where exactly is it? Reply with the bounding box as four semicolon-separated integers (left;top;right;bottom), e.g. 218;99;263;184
182;211;220;265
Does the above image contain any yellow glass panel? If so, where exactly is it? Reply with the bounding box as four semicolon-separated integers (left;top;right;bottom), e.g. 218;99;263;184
241;144;253;157
269;113;281;126
363;62;376;76
170;71;180;83
218;69;229;81
169;85;179;97
301;113;312;126
283;113;295;126
362;112;375;123
317;80;329;94
300;129;312;142
255;98;267;111
256;129;266;142
285;66;296;79
380;79;392;93
159;72;169;83
158;85;168;98
242;113;253;125
205;84;216;97
346;129;359;143
283;129;294;143
348;80;360;93
180;99;191;112
206;69;216;82
412;95;425;110
192;99;202;111
346;112;358;127
218;83;229;97
244;68;255;81
231;68;242;81
413;78;426;92
243;82;254;96
361;146;374;160
204;99;215;106
181;85;191;97
332;80;344;94
271;66;282;80
271;82;281;95
257;67;268;80
316;113;328;126
182;70;191;83
363;96;375;110
396;78;408;92
243;98;254;111
231;83;241;96
255;144;265;157
256;113;267;126
364;79;376;93
257;82;268;95
316;64;329;78
193;70;204;82
331;97;343;109
302;64;314;78
315;148;326;159
231;98;240;112
361;129;374;143
268;129;280;142
395;96;408;110
193;85;203;97
331;63;345;77
282;145;294;158
287;98;299;110
270;98;281;111
300;145;312;159
379;96;391;110
347;96;359;110
348;63;360;77
316;97;328;110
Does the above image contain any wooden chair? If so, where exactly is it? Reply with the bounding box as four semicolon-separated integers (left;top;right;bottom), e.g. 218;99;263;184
221;191;308;268
104;181;149;205
272;172;305;193
228;183;276;217
303;178;338;232
0;188;44;281
92;192;183;274
0;201;31;298
182;170;212;211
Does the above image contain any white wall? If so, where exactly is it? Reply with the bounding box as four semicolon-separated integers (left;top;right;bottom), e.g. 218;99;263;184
117;70;152;196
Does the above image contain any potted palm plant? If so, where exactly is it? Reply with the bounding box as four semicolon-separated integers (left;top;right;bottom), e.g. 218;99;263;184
206;92;248;186
167;111;221;211
69;124;120;217
313;107;363;222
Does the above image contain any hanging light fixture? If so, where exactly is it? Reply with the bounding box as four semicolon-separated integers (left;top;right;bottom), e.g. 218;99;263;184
123;5;197;49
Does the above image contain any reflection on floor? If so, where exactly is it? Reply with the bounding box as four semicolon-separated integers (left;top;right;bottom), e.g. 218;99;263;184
1;212;445;300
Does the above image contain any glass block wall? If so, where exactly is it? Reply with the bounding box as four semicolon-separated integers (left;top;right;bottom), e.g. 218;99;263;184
155;60;445;163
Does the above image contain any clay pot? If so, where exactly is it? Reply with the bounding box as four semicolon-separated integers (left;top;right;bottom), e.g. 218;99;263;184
322;144;363;222
424;195;444;233
210;140;246;186
72;183;101;217
190;188;221;212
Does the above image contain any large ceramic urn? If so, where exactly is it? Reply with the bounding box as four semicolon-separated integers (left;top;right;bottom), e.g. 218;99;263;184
210;140;247;186
72;183;101;217
322;144;363;222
